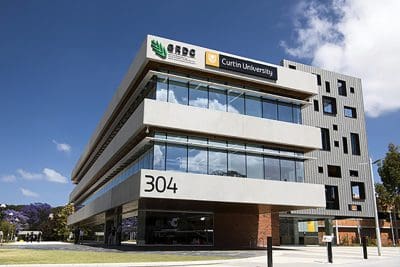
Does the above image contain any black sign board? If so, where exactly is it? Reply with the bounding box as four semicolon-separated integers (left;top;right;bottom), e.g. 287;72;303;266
219;54;277;81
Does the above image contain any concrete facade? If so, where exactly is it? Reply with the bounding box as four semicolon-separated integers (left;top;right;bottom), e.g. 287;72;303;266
69;35;373;248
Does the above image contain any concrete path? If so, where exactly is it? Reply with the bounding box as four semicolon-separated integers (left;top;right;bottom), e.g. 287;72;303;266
1;243;399;266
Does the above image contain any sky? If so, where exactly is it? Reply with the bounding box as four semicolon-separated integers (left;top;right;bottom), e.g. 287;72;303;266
0;0;399;207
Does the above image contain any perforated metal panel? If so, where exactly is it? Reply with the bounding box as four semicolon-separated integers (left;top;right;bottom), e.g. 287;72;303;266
281;60;374;218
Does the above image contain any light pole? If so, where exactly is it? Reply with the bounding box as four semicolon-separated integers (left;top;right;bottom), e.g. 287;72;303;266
369;158;382;256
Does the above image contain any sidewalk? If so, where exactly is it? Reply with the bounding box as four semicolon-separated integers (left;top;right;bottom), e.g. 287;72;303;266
1;244;399;267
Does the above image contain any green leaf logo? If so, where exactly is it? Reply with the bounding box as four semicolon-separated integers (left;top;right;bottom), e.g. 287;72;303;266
151;40;167;59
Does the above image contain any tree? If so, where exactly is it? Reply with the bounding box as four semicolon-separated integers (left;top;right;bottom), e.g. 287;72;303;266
377;143;400;212
54;204;74;241
21;203;51;230
376;183;395;212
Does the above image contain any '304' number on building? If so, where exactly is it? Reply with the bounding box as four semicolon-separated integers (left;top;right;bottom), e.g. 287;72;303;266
144;175;178;194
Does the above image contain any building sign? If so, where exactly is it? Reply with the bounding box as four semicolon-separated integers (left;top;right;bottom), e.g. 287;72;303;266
150;39;197;65
205;51;278;80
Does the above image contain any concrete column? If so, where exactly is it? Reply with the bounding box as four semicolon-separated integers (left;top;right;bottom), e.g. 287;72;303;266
293;219;299;245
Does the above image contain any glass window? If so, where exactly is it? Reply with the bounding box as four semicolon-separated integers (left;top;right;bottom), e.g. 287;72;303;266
344;106;357;118
278;102;293;123
153;143;166;170
228;151;246;177
168;78;188;105
295;160;304;182
264;156;280;181
245;95;262;117
338;79;347;96
280;158;296;182
351;133;361;155
322;96;337;115
343;137;348;154
144;211;213;245
246;154;264;179
325;185;340;210
208;149;227;176
325;81;331;93
166;144;187;172
156;76;168;102
209;86;226;111
262;99;278;120
228;91;244;114
188;146;208;174
351;182;365;200
189;82;208;108
321;128;331;151
327;165;342;178
293;105;302;124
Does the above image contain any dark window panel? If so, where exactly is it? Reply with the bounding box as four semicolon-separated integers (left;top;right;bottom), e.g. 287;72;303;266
350;87;355;93
325;81;331;93
351;133;361;155
333;124;338;131
327;165;342;178
334;141;339;147
313;99;319;111
325;185;340;210
338;79;347;96
343;137;348;154
289;65;296;69
321;128;331;151
318;166;324;173
349;170;359;177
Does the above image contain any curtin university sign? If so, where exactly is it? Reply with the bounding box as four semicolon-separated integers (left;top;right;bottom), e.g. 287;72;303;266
206;51;277;81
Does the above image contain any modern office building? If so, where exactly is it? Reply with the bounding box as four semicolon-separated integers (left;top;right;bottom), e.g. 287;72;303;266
67;35;372;248
279;61;375;245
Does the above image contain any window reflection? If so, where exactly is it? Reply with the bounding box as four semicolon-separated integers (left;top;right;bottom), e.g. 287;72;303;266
189;82;208;108
156;77;168;102
209;86;226;111
245;95;262;117
168;79;188;105
166;144;187;172
188;146;208;174
263;99;278;120
264;157;280;181
208;149;227;176
295;160;304;182
247;154;264;179
153;143;166;170
228;91;244;114
280;158;296;182
278;102;293;123
153;75;303;125
228;151;246;177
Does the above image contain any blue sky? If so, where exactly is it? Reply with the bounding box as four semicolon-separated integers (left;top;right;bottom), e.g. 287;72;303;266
0;0;399;206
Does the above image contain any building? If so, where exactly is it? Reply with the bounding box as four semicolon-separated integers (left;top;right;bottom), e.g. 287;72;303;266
67;35;372;248
279;61;375;245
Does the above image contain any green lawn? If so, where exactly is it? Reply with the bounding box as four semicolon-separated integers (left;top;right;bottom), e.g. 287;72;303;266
0;249;227;264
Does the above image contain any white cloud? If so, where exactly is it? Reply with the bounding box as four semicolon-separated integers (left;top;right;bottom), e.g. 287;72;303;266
52;140;71;153
281;0;400;117
20;188;39;198
17;169;43;180
1;175;16;183
43;168;68;184
16;168;68;184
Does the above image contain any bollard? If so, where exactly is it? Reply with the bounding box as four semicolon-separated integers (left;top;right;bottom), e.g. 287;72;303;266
267;236;273;267
327;242;333;263
362;236;368;259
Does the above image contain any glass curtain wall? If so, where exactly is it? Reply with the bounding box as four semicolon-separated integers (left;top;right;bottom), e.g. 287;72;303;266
153;133;305;182
151;75;302;124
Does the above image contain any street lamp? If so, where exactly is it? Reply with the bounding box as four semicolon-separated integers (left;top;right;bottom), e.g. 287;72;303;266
368;158;383;256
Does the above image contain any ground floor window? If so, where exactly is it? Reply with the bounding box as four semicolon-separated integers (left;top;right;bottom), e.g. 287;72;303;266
143;211;213;245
